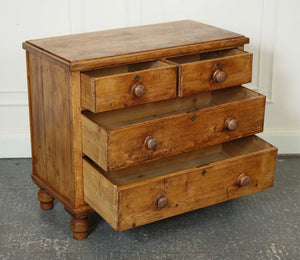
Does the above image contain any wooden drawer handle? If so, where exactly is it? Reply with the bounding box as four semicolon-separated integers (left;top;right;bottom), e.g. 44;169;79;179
213;70;226;83
225;117;238;130
132;83;145;97
145;136;157;150
238;174;250;187
156;196;168;209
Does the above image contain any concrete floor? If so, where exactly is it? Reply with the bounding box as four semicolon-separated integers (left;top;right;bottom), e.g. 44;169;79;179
0;157;299;260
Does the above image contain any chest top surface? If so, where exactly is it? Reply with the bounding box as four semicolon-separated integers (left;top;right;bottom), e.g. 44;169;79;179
23;20;249;70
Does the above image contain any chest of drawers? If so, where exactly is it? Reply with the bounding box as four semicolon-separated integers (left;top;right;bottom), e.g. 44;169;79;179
23;20;277;240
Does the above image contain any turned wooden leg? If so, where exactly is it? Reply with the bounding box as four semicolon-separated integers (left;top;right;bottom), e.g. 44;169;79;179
70;215;89;240
37;188;54;210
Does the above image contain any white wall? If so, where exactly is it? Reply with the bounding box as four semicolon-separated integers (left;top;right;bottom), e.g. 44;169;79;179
0;0;299;157
259;0;300;153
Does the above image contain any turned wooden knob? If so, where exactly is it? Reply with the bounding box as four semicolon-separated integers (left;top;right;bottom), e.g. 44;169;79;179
132;83;145;97
213;70;226;82
238;174;250;187
225;117;238;130
145;136;157;150
156;196;168;208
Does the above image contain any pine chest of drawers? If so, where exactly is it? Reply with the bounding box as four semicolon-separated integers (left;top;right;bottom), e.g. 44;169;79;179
23;20;277;239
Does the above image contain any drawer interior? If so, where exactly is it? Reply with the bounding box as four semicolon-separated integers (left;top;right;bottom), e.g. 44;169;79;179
86;135;274;186
83;86;261;130
82;60;172;78
168;48;247;64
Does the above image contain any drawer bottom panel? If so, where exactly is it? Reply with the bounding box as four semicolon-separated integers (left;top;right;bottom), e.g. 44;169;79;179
83;136;277;231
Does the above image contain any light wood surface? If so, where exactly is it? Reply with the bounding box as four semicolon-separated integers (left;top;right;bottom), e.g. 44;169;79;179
83;135;278;231
84;91;212;129
70;71;86;207
82;86;265;171
83;160;119;230
26;51;89;209
24;20;278;240
169;49;253;96
81;60;177;113
82;115;108;171
23;20;249;71
27;52;74;203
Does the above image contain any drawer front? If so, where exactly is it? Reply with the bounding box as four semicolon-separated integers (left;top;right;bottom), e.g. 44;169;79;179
81;60;177;113
83;136;278;231
82;87;266;172
169;49;252;97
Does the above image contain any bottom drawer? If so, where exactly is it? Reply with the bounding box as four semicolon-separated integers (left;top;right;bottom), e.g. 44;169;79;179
83;136;277;231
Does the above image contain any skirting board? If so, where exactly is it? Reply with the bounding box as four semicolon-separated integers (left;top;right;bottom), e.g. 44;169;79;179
258;130;300;154
0;132;299;158
0;133;31;158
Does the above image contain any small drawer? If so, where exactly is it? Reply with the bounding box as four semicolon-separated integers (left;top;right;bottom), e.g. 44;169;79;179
82;86;265;172
81;60;177;113
168;49;252;96
83;135;277;231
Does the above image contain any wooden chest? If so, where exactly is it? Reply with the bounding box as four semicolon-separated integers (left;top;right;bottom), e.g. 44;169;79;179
23;20;277;239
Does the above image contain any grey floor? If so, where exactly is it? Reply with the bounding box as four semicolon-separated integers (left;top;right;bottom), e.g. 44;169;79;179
0;157;299;260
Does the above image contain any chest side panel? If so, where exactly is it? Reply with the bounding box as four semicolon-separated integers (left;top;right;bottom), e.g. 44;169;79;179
27;52;77;205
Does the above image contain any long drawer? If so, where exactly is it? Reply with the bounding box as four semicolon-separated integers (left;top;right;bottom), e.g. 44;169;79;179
82;86;265;172
83;135;277;231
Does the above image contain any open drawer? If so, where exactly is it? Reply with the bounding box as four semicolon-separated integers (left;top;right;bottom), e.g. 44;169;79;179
81;60;177;113
82;86;265;172
83;135;277;231
168;48;253;96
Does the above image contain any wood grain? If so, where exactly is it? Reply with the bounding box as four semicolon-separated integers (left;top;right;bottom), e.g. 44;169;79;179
70;71;85;207
92;144;224;186
27;52;88;209
27;52;74;201
37;188;54;210
83;135;278;231
23;20;278;240
23;20;249;71
82;86;266;171
82;115;108;170
84;91;212;129
32;173;92;216
83;160;119;230
169;49;253;96
81;60;177;113
70;215;89;240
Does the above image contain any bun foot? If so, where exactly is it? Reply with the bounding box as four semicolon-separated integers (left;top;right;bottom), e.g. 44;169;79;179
38;188;54;210
71;215;89;240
